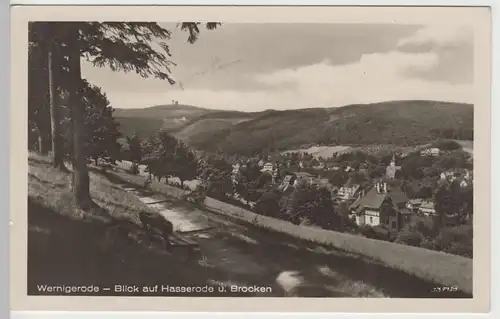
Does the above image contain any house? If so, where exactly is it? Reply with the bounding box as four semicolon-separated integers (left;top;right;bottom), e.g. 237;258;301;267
292;172;314;187
279;174;297;191
261;162;274;173
232;163;241;174
349;181;411;233
231;163;242;182
418;201;436;217
409;198;424;212
420;148;440;157
312;177;333;190
336;183;362;201
312;162;325;170
385;154;402;179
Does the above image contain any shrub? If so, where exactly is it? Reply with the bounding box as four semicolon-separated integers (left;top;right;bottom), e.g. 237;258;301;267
360;225;390;241
254;192;281;218
186;185;207;205
420;237;438;250
128;163;140;175
444;242;473;259
395;229;424;247
434;225;473;258
342;218;359;233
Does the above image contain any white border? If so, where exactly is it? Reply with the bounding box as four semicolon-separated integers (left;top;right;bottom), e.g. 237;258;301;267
6;0;499;318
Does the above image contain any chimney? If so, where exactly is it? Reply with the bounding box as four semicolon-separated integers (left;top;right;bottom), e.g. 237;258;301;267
376;183;380;193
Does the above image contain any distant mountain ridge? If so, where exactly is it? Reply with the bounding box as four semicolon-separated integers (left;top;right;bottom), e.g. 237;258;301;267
114;100;474;155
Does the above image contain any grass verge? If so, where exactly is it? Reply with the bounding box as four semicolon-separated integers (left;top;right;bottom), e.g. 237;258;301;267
27;153;256;296
104;167;472;297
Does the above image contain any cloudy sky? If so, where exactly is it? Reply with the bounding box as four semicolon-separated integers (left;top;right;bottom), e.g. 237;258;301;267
81;23;474;111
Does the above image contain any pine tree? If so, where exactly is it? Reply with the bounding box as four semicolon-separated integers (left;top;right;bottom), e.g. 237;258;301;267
53;22;219;208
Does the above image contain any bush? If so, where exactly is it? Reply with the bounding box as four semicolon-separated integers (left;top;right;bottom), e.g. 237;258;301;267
420;237;438;250
434;225;473;258
444;242;473;259
395;229;424;247
186;185;207;205
360;225;390;241
166;180;191;191
128;163;140;175
254;192;281;217
342;217;359;233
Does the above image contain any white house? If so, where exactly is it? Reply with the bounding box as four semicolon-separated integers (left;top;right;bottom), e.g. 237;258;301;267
336;184;362;201
420;148;440;157
349;182;411;232
418;201;436;217
232;163;241;175
261;162;274;173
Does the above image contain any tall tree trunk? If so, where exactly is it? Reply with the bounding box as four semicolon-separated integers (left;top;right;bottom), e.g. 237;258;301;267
36;109;51;155
48;42;67;170
68;31;91;209
29;25;51;155
37;128;45;154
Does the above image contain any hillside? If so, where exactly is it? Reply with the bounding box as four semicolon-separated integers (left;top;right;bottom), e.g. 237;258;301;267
114;100;473;156
114;103;213;119
186;100;474;156
114;103;217;138
115;117;166;139
115;105;264;139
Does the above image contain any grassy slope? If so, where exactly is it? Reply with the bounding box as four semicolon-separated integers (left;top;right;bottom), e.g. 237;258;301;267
27;153;229;295
28;154;391;297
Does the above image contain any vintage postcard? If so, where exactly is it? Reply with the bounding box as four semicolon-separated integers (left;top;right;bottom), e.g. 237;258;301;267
10;5;491;313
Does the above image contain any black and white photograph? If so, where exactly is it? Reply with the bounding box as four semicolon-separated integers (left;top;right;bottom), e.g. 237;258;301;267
10;4;492;313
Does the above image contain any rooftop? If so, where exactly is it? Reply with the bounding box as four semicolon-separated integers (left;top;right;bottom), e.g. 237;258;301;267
349;187;387;214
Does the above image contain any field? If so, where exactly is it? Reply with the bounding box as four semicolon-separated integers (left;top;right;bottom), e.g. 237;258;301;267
282;145;352;158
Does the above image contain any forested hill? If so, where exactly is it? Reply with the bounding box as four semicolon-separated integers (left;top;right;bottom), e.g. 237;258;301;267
114;100;474;155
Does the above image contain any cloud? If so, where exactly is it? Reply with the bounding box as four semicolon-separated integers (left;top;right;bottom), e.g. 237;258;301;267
104;49;473;111
82;23;473;111
248;50;472;109
397;24;473;50
396;24;473;84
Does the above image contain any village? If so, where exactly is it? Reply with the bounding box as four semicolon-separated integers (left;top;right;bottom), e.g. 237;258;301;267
219;140;473;249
